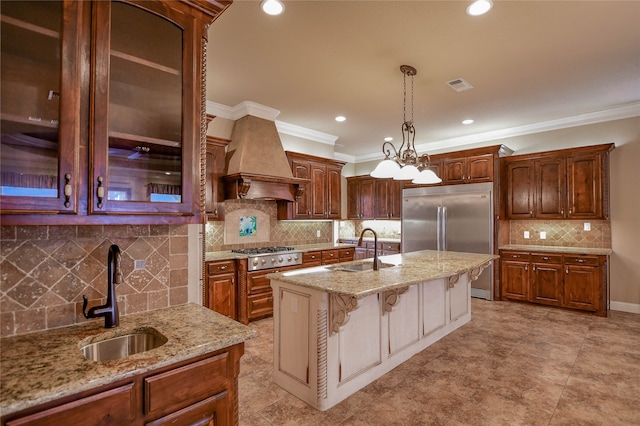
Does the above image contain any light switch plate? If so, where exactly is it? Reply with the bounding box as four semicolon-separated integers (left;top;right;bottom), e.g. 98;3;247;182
540;231;546;240
524;231;530;239
584;222;591;231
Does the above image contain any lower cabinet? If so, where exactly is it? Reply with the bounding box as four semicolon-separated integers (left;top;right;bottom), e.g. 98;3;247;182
338;239;401;260
3;345;244;426
500;250;607;316
205;260;237;320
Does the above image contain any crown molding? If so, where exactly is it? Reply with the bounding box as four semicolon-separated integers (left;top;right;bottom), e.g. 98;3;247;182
276;121;338;145
206;100;280;121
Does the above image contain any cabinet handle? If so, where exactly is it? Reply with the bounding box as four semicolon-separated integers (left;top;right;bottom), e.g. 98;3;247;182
577;259;585;263
530;211;533;216
96;176;104;209
542;256;549;260
63;173;72;208
525;265;528;271
533;265;536;271
512;255;519;258
566;267;569;274
569;208;573;215
561;208;564;215
218;266;227;271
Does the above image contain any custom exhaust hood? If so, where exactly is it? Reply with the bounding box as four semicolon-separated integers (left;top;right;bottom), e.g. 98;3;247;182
222;115;308;201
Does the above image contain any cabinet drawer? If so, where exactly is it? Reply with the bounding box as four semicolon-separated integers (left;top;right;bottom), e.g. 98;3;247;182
339;248;354;260
248;293;274;320
303;251;322;264
207;260;236;275
144;354;228;417
501;251;531;261
6;384;135;426
146;391;229;426
322;249;339;263
531;254;562;264
563;255;600;266
381;242;400;253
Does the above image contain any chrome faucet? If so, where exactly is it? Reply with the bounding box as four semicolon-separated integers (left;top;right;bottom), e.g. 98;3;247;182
82;244;122;328
358;228;380;271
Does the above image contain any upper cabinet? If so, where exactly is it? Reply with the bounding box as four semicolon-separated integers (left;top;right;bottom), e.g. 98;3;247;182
442;153;494;185
503;144;613;220
346;176;374;220
204;135;230;221
0;0;231;224
374;179;403;219
277;152;345;220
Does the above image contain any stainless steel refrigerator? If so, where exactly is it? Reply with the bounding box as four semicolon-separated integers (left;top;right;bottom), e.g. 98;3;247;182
401;182;494;300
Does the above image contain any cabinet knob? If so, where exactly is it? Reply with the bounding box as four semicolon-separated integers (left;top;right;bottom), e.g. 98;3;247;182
542;257;549;260
530;211;533;216
219;266;227;271
566;267;569;274
577;259;585;263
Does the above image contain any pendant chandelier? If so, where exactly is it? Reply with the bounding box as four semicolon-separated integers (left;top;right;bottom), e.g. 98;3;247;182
370;65;441;184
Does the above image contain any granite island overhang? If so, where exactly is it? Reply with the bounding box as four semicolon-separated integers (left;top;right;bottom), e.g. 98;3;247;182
266;249;498;411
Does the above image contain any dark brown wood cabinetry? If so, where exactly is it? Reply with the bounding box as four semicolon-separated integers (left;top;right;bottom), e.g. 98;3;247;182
500;250;607;316
503;144;613;220
1;0;230;225
277;152;345;220
347;176;375;219
2;345;243;426
205;260;237;320
374;179;404;219
205;136;230;221
339;239;400;260
442;153;494;185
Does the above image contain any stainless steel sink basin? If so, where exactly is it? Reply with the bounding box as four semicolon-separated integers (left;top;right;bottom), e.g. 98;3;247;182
81;328;167;362
329;262;397;272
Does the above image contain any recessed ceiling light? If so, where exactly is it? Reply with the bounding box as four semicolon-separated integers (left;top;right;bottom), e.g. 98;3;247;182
462;119;474;125
261;0;284;16
467;0;493;16
384;137;394;142
335;116;346;122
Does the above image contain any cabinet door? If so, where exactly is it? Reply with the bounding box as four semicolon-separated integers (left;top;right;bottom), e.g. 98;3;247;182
205;142;227;220
0;0;82;214
535;157;566;219
374;179;391;219
347;177;360;219
91;1;198;216
501;260;529;301
208;273;236;320
564;264;600;312
359;177;375;219
310;163;327;218
291;159;312;219
467;154;494;183
326;165;342;218
506;161;535;219
389;179;404;219
567;153;602;218
442;158;466;185
531;262;563;306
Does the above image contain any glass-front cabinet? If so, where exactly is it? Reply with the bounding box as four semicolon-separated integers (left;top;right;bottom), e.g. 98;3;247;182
1;0;230;223
1;1;80;214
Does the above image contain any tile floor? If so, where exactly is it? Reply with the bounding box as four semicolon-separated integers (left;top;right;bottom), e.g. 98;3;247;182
238;299;640;425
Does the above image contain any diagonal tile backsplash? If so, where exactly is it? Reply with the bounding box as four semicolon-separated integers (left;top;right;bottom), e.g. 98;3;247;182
0;224;190;337
509;220;611;248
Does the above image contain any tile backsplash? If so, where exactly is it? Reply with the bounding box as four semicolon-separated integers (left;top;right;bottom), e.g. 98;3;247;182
509;220;611;248
205;199;332;252
338;220;401;240
1;224;190;337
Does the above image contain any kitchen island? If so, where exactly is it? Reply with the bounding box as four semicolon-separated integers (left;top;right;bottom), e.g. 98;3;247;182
0;304;256;425
267;249;497;411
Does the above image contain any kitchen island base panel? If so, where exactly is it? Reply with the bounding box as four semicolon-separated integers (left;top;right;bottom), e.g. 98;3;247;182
271;275;471;411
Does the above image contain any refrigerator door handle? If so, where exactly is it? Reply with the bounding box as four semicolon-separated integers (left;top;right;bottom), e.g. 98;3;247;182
442;205;447;251
436;206;442;251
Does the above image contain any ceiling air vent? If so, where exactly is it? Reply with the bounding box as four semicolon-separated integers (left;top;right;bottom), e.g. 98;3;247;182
447;78;474;92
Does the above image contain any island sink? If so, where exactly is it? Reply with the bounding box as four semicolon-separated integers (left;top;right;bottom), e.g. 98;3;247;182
329;262;397;272
81;328;167;362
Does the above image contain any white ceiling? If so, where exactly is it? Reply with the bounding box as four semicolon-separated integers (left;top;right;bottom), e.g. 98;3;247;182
206;0;640;163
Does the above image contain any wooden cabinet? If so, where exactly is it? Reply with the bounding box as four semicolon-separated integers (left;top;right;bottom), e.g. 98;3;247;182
322;249;340;264
503;144;613;220
1;0;230;225
339;247;355;262
205;136;229;221
500;250;607;316
346;176;374;219
205;260;237;320
302;251;323;267
442;153;494;185
338;239;400;260
2;345;243;426
278;152;345;220
374;179;403;219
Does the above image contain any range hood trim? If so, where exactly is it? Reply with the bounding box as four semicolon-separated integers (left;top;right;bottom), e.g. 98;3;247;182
223;172;309;202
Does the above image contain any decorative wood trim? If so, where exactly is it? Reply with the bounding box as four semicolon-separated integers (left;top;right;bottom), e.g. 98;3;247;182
381;286;409;313
468;261;492;282
448;274;461;289
329;294;359;334
237;259;248;325
317;309;328;400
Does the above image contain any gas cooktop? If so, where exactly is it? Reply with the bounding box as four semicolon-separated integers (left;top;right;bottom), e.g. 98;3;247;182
231;246;296;255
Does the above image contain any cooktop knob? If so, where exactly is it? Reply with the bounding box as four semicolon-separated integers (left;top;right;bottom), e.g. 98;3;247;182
278;257;284;263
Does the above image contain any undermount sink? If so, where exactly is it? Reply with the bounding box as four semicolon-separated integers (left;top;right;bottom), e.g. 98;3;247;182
329;262;397;272
81;328;167;362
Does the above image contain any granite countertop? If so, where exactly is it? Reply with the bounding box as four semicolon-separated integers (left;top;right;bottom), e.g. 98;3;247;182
204;242;358;262
499;244;612;255
0;303;256;417
267;249;498;298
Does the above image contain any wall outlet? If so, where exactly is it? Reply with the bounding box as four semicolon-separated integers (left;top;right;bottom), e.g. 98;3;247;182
540;231;546;240
524;231;530;239
316;229;321;238
134;259;146;270
584;222;591;231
